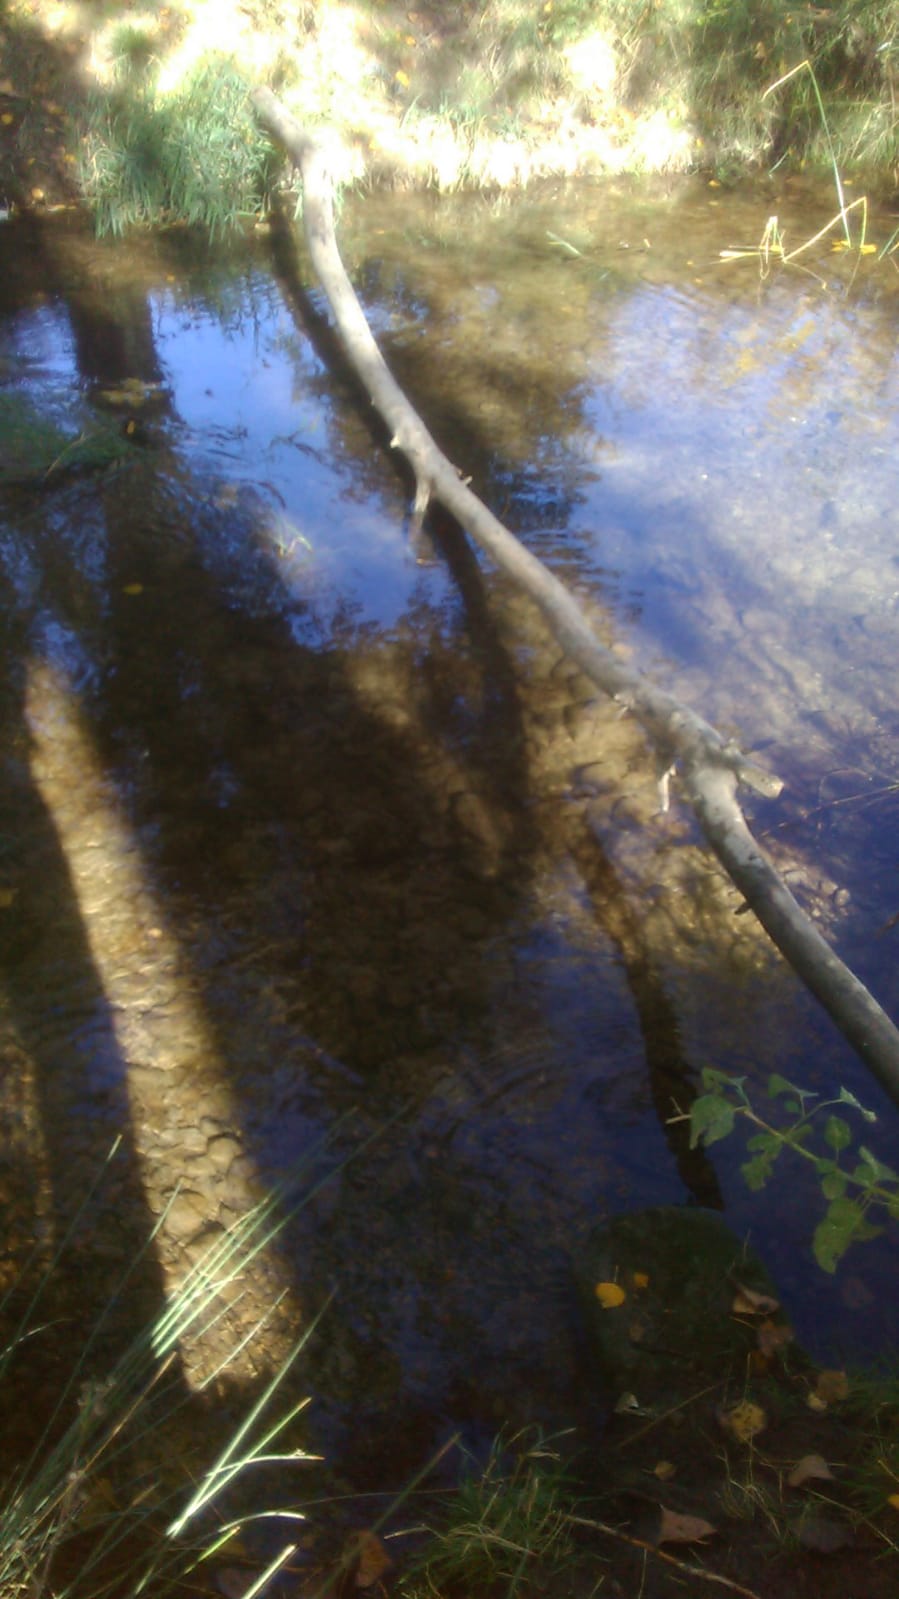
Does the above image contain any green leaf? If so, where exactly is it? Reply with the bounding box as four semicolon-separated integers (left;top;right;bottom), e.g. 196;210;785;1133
812;1196;882;1272
700;1068;744;1096
812;1197;866;1273
837;1087;877;1123
689;1094;736;1149
820;1169;847;1200
768;1073;802;1099
856;1146;899;1186
823;1116;852;1153
746;1131;781;1155
741;1153;775;1192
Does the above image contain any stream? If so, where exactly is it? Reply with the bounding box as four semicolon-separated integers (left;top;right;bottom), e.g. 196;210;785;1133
0;173;898;1489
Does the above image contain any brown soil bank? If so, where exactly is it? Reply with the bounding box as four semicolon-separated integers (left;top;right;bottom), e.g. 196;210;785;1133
2;0;897;221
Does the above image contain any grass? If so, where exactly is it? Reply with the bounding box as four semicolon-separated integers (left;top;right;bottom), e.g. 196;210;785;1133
12;0;899;226
78;54;277;237
0;1149;321;1599
0;394;143;487
398;1430;581;1599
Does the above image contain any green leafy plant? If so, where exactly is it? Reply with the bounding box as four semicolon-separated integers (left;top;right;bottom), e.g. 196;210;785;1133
686;1068;899;1273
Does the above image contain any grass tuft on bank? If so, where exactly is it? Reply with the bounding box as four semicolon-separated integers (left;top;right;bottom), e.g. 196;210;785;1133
0;1161;317;1599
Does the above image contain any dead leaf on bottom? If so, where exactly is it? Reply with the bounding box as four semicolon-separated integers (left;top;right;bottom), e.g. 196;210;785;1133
348;1531;392;1589
657;1507;716;1545
718;1399;766;1443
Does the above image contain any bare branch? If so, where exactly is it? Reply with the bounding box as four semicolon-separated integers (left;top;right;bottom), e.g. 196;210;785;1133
254;86;899;1107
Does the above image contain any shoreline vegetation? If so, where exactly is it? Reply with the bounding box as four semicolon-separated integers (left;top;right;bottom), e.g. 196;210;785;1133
0;0;897;232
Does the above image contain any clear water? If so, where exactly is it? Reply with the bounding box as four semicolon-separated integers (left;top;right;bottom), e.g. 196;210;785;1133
0;178;897;1482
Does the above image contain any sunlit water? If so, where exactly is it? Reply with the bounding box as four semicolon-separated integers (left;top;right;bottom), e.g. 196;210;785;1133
0;177;897;1484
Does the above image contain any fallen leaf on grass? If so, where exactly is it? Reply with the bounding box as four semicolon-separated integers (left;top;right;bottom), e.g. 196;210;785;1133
732;1283;780;1316
614;1391;642;1414
595;1281;626;1309
653;1460;676;1481
815;1369;849;1403
757;1319;793;1357
788;1454;834;1488
657;1507;716;1545
887;1493;899;1510
718;1400;766;1442
796;1514;853;1553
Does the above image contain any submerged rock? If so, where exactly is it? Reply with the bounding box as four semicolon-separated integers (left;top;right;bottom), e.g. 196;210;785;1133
576;1205;785;1405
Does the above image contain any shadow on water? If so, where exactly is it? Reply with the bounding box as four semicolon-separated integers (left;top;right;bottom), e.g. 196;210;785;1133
1;181;898;1510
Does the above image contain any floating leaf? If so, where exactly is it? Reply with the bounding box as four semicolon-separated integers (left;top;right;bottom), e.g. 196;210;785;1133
657;1507;716;1545
595;1281;626;1309
719;1400;766;1442
788;1454;834;1488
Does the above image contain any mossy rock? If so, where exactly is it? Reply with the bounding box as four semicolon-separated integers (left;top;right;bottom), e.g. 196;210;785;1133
576;1206;786;1405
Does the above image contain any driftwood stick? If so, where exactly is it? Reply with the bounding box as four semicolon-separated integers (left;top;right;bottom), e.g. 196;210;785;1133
253;86;899;1107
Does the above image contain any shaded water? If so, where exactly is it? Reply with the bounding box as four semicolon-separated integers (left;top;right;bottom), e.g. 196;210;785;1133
1;176;898;1486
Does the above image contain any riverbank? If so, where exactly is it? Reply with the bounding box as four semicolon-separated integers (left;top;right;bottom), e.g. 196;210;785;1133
1;0;897;227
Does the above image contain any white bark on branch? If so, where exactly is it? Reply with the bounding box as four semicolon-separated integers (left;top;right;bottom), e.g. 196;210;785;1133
253;86;899;1107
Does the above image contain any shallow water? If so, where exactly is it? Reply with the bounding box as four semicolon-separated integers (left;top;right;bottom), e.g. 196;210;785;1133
0;176;897;1483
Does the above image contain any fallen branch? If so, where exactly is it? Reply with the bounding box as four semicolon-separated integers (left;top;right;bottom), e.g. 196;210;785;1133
568;1515;764;1599
253;87;899;1107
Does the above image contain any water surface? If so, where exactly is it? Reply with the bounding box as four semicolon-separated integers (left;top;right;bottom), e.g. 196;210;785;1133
0;177;897;1483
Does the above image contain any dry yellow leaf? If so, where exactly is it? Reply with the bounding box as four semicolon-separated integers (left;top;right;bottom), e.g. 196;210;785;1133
1;113;14;125
719;1400;766;1442
888;1494;899;1510
632;1271;650;1289
594;1281;626;1309
394;69;410;88
0;887;16;908
123;583;144;595
653;1460;676;1481
806;1392;828;1413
